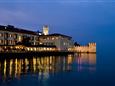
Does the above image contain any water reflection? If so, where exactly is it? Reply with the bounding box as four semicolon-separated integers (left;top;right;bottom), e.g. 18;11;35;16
76;53;96;72
0;53;96;82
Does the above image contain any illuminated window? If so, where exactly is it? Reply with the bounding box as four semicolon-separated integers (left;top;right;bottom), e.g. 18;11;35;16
0;40;2;44
9;34;12;37
64;42;66;45
39;33;42;35
39;42;42;44
0;33;3;37
31;48;33;51
34;48;37;51
52;37;54;40
44;48;46;50
18;35;22;42
56;37;58;39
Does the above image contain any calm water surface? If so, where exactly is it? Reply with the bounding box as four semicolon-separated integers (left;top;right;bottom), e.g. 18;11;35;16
0;52;114;86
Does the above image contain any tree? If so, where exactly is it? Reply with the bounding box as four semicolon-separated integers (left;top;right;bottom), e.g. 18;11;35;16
74;42;80;46
22;36;31;46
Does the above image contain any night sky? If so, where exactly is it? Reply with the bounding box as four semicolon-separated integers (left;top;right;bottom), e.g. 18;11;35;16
0;0;115;49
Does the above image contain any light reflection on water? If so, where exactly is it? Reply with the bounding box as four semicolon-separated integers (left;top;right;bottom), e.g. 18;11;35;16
0;53;96;83
76;53;96;72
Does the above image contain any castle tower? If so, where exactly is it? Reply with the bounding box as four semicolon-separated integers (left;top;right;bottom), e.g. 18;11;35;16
43;25;49;35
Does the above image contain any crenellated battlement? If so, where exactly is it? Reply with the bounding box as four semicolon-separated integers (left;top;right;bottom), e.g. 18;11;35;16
88;43;96;46
74;42;96;53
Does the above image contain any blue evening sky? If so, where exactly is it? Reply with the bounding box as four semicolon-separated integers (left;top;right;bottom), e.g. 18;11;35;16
0;0;115;48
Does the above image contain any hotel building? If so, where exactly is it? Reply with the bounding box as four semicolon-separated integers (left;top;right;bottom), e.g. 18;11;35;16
0;25;74;51
0;25;39;46
39;34;74;51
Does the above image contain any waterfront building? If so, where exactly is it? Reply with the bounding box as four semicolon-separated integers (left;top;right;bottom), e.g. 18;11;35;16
0;25;96;53
0;25;39;46
0;25;74;52
39;33;74;51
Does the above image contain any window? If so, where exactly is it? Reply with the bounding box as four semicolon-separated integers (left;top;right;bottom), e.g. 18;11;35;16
0;33;3;37
0;40;2;44
47;37;49;40
18;36;22;42
4;40;7;45
56;37;58;39
52;37;54;40
13;34;16;38
8;40;11;45
0;40;4;44
64;42;66;45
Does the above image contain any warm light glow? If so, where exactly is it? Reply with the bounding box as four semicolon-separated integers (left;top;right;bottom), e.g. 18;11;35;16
4;60;6;80
52;37;54;40
31;48;33;51
77;53;96;72
43;25;49;35
9;59;13;76
15;59;17;77
67;55;73;64
18;35;22;42
40;42;42;44
33;58;36;72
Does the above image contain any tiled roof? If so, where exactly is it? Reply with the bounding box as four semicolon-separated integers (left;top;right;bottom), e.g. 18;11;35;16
25;44;57;48
39;33;72;39
0;25;38;35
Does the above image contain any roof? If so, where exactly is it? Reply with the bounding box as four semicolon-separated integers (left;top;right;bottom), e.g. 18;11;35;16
24;44;57;48
0;25;38;35
39;33;72;39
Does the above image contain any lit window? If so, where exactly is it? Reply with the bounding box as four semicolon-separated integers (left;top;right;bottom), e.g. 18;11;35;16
0;40;1;43
31;48;33;51
64;42;66;45
27;48;30;51
39;33;42;35
40;42;42;44
0;33;2;37
5;27;7;29
44;48;46;50
9;34;12;37
34;48;37;51
18;36;22;42
56;37;58;39
52;37;54;40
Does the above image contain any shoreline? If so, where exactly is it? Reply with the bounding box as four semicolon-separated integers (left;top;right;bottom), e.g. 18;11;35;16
0;51;74;58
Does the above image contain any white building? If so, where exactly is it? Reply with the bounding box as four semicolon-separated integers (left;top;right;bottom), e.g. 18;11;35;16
39;33;74;51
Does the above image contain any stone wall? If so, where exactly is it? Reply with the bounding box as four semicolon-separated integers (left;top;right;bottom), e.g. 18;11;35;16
74;43;96;53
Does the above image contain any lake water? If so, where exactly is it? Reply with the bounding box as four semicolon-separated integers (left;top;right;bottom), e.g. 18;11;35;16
0;52;114;86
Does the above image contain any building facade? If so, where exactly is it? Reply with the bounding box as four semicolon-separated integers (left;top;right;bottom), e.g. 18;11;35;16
0;25;75;51
0;25;39;46
39;33;74;51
